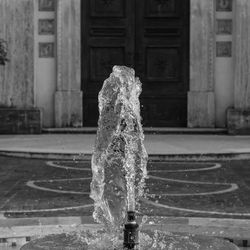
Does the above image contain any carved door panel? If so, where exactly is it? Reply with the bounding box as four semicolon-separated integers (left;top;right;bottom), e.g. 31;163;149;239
135;0;189;126
82;0;189;126
82;0;134;126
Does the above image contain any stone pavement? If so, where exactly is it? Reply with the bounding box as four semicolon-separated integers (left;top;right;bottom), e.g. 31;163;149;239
1;216;250;249
1;159;250;219
0;133;250;249
0;134;249;159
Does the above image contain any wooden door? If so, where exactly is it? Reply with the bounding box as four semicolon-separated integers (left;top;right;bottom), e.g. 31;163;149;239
135;0;189;127
82;0;134;126
82;0;189;127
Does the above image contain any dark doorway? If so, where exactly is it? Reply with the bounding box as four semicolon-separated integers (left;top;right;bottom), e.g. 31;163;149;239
82;0;189;127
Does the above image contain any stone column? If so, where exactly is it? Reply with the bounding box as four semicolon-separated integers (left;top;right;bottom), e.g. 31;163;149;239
188;0;215;127
55;0;82;127
227;0;250;134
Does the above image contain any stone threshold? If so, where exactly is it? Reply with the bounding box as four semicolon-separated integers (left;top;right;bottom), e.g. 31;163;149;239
43;127;228;134
1;151;250;161
1;216;250;248
0;216;250;237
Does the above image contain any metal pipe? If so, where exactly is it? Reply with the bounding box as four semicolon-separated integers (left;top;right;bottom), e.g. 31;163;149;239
123;211;139;249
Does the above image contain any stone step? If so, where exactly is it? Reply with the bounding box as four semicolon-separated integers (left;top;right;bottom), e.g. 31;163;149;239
43;127;227;135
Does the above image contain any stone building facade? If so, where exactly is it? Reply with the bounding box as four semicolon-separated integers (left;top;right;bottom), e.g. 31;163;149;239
0;0;249;133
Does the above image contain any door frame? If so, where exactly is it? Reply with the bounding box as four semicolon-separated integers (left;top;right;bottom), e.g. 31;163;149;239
55;0;216;128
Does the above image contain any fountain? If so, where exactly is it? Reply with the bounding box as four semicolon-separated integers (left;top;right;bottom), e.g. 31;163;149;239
21;66;238;250
89;65;147;246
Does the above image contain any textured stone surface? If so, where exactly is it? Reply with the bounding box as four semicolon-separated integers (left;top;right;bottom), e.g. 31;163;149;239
0;108;41;134
188;91;215;128
55;90;82;127
227;108;250;135
226;0;250;134
90;66;148;233
188;0;215;127
55;0;82;127
0;0;34;108
21;230;239;250
190;0;215;92
234;0;250;109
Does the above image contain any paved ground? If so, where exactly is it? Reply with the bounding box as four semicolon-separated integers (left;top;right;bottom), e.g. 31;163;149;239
1;156;250;219
1;156;250;249
0;134;250;158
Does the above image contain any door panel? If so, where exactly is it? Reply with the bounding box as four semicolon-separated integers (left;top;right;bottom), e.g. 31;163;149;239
141;97;187;126
82;0;189;127
145;0;180;18
82;0;134;126
135;0;189;126
90;0;126;17
146;47;180;81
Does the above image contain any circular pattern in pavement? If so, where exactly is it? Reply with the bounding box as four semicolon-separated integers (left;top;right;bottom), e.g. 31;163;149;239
17;160;250;217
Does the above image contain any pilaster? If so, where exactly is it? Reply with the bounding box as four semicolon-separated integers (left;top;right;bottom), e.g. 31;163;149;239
55;0;82;127
227;0;250;134
188;0;215;127
0;0;35;107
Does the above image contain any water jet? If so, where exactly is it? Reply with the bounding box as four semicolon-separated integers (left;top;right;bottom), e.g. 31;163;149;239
21;66;238;250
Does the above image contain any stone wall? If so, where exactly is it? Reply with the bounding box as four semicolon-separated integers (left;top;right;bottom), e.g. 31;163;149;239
227;0;250;134
188;0;215;128
0;0;35;108
1;0;249;132
34;0;56;128
55;0;82;127
0;108;41;134
214;3;234;128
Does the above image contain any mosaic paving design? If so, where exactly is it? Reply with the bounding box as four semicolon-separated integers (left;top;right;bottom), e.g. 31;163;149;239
1;157;250;219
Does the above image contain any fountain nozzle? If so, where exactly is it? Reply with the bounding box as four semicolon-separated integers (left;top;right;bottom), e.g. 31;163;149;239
123;211;139;249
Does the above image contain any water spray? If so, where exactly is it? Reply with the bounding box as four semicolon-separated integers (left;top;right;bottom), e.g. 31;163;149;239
123;211;139;249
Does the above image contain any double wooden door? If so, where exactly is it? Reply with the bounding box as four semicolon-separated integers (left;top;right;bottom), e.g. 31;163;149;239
82;0;189;127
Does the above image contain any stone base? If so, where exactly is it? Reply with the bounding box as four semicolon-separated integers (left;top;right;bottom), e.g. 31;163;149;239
55;90;82;128
21;230;238;250
227;108;250;135
188;91;215;128
0;108;41;134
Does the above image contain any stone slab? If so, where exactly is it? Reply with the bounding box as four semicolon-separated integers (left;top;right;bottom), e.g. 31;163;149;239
0;0;35;107
1;134;250;160
188;91;215;128
227;108;250;135
55;0;82;128
190;0;215;92
0;108;41;134
56;0;81;91
20;231;239;250
42;127;227;134
234;0;250;109
55;91;82;127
